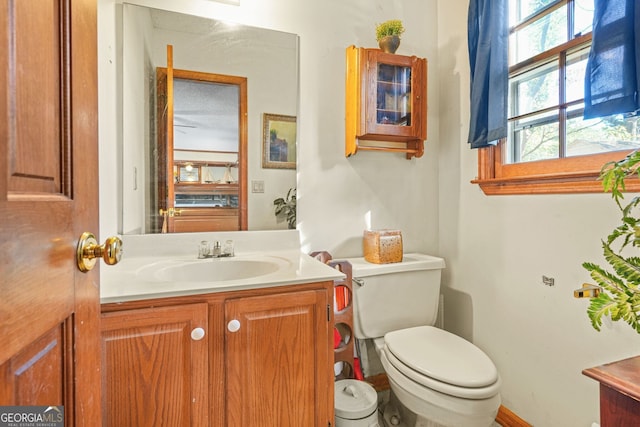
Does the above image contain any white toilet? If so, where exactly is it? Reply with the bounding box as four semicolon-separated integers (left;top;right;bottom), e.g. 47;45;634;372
344;253;501;427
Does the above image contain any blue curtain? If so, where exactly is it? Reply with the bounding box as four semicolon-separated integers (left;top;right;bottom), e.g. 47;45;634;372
467;0;509;149
584;0;640;119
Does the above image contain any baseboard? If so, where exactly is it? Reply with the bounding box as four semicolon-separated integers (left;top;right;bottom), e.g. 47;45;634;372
365;374;531;427
495;405;532;427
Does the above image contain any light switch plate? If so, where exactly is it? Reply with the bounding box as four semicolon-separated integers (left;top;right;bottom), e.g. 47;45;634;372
252;180;265;193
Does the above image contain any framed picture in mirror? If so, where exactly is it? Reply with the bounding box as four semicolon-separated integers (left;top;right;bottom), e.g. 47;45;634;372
262;113;296;169
178;164;200;183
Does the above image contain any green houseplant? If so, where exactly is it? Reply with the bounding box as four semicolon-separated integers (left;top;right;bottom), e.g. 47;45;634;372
583;150;640;332
375;20;405;54
273;188;296;229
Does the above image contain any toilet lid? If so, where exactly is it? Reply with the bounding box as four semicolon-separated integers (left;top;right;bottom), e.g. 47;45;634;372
385;326;499;389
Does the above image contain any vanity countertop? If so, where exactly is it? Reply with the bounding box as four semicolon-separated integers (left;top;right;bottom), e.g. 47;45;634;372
100;230;345;304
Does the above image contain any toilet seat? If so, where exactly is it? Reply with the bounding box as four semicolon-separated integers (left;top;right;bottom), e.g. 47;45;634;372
383;326;501;400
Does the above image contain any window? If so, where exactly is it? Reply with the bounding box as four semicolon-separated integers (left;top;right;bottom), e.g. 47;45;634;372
474;0;640;195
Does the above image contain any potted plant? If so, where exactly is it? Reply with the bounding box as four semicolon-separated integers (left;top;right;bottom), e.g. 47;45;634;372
273;188;296;229
582;150;640;332
375;19;405;54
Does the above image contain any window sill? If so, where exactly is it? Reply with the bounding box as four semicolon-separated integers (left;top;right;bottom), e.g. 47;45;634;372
474;145;640;196
472;172;640;195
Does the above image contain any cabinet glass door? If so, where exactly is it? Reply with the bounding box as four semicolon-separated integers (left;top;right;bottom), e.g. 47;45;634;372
376;63;412;127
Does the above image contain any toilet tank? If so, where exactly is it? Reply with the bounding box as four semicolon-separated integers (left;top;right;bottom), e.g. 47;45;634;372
343;253;446;339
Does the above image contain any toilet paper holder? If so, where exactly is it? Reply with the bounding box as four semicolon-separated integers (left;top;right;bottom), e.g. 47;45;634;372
574;283;601;298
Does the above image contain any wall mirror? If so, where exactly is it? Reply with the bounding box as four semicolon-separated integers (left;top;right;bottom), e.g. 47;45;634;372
121;3;298;234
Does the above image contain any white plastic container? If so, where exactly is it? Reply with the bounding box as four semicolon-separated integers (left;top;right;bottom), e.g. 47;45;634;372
334;379;380;427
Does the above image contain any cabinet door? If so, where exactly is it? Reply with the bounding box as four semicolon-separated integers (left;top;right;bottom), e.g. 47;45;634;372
364;49;426;141
225;289;331;427
101;303;209;427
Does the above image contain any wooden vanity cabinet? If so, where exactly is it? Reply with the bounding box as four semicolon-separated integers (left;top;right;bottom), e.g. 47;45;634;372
346;46;427;159
101;282;334;427
101;303;209;426
225;289;331;426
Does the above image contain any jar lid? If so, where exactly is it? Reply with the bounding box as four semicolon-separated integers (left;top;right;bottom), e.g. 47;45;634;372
334;379;377;419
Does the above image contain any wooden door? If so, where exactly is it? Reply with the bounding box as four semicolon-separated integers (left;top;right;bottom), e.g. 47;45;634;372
156;65;249;233
154;46;175;233
101;303;209;427
225;289;332;427
0;0;101;425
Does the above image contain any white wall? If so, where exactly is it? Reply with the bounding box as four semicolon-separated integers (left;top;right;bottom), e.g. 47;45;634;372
100;0;439;250
437;1;640;426
98;0;640;425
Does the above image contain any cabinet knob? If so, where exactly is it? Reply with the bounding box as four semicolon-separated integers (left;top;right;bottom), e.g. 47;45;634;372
227;319;241;332
191;327;205;341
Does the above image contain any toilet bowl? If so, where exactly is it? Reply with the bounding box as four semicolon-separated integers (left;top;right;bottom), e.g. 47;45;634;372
343;253;501;427
376;331;501;427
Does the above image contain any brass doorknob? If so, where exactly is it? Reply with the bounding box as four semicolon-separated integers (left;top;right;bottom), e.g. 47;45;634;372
159;208;182;217
76;232;123;272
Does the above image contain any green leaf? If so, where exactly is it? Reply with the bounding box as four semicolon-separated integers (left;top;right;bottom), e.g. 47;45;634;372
273;188;296;228
584;262;626;295
602;242;640;288
583;150;640;334
587;293;615;331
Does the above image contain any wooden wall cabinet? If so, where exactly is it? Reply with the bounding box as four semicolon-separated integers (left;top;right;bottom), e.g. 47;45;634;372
346;45;427;159
101;282;333;427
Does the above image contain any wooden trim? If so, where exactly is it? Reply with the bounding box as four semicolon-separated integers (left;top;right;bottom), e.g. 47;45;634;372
167;46;175;213
495;405;532;427
156;68;168;232
365;374;531;426
509;34;591;77
510;0;564;34
71;0;102;423
238;76;248;230
475;143;640;196
473;171;638;196
345;46;360;157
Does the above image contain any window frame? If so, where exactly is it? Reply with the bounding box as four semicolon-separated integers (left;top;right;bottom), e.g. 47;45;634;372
473;2;640;195
473;142;639;195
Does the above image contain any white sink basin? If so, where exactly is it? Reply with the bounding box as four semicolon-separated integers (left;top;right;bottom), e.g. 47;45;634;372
137;256;290;283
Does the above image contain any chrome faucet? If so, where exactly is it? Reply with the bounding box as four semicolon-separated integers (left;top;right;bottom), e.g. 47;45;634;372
198;240;234;259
